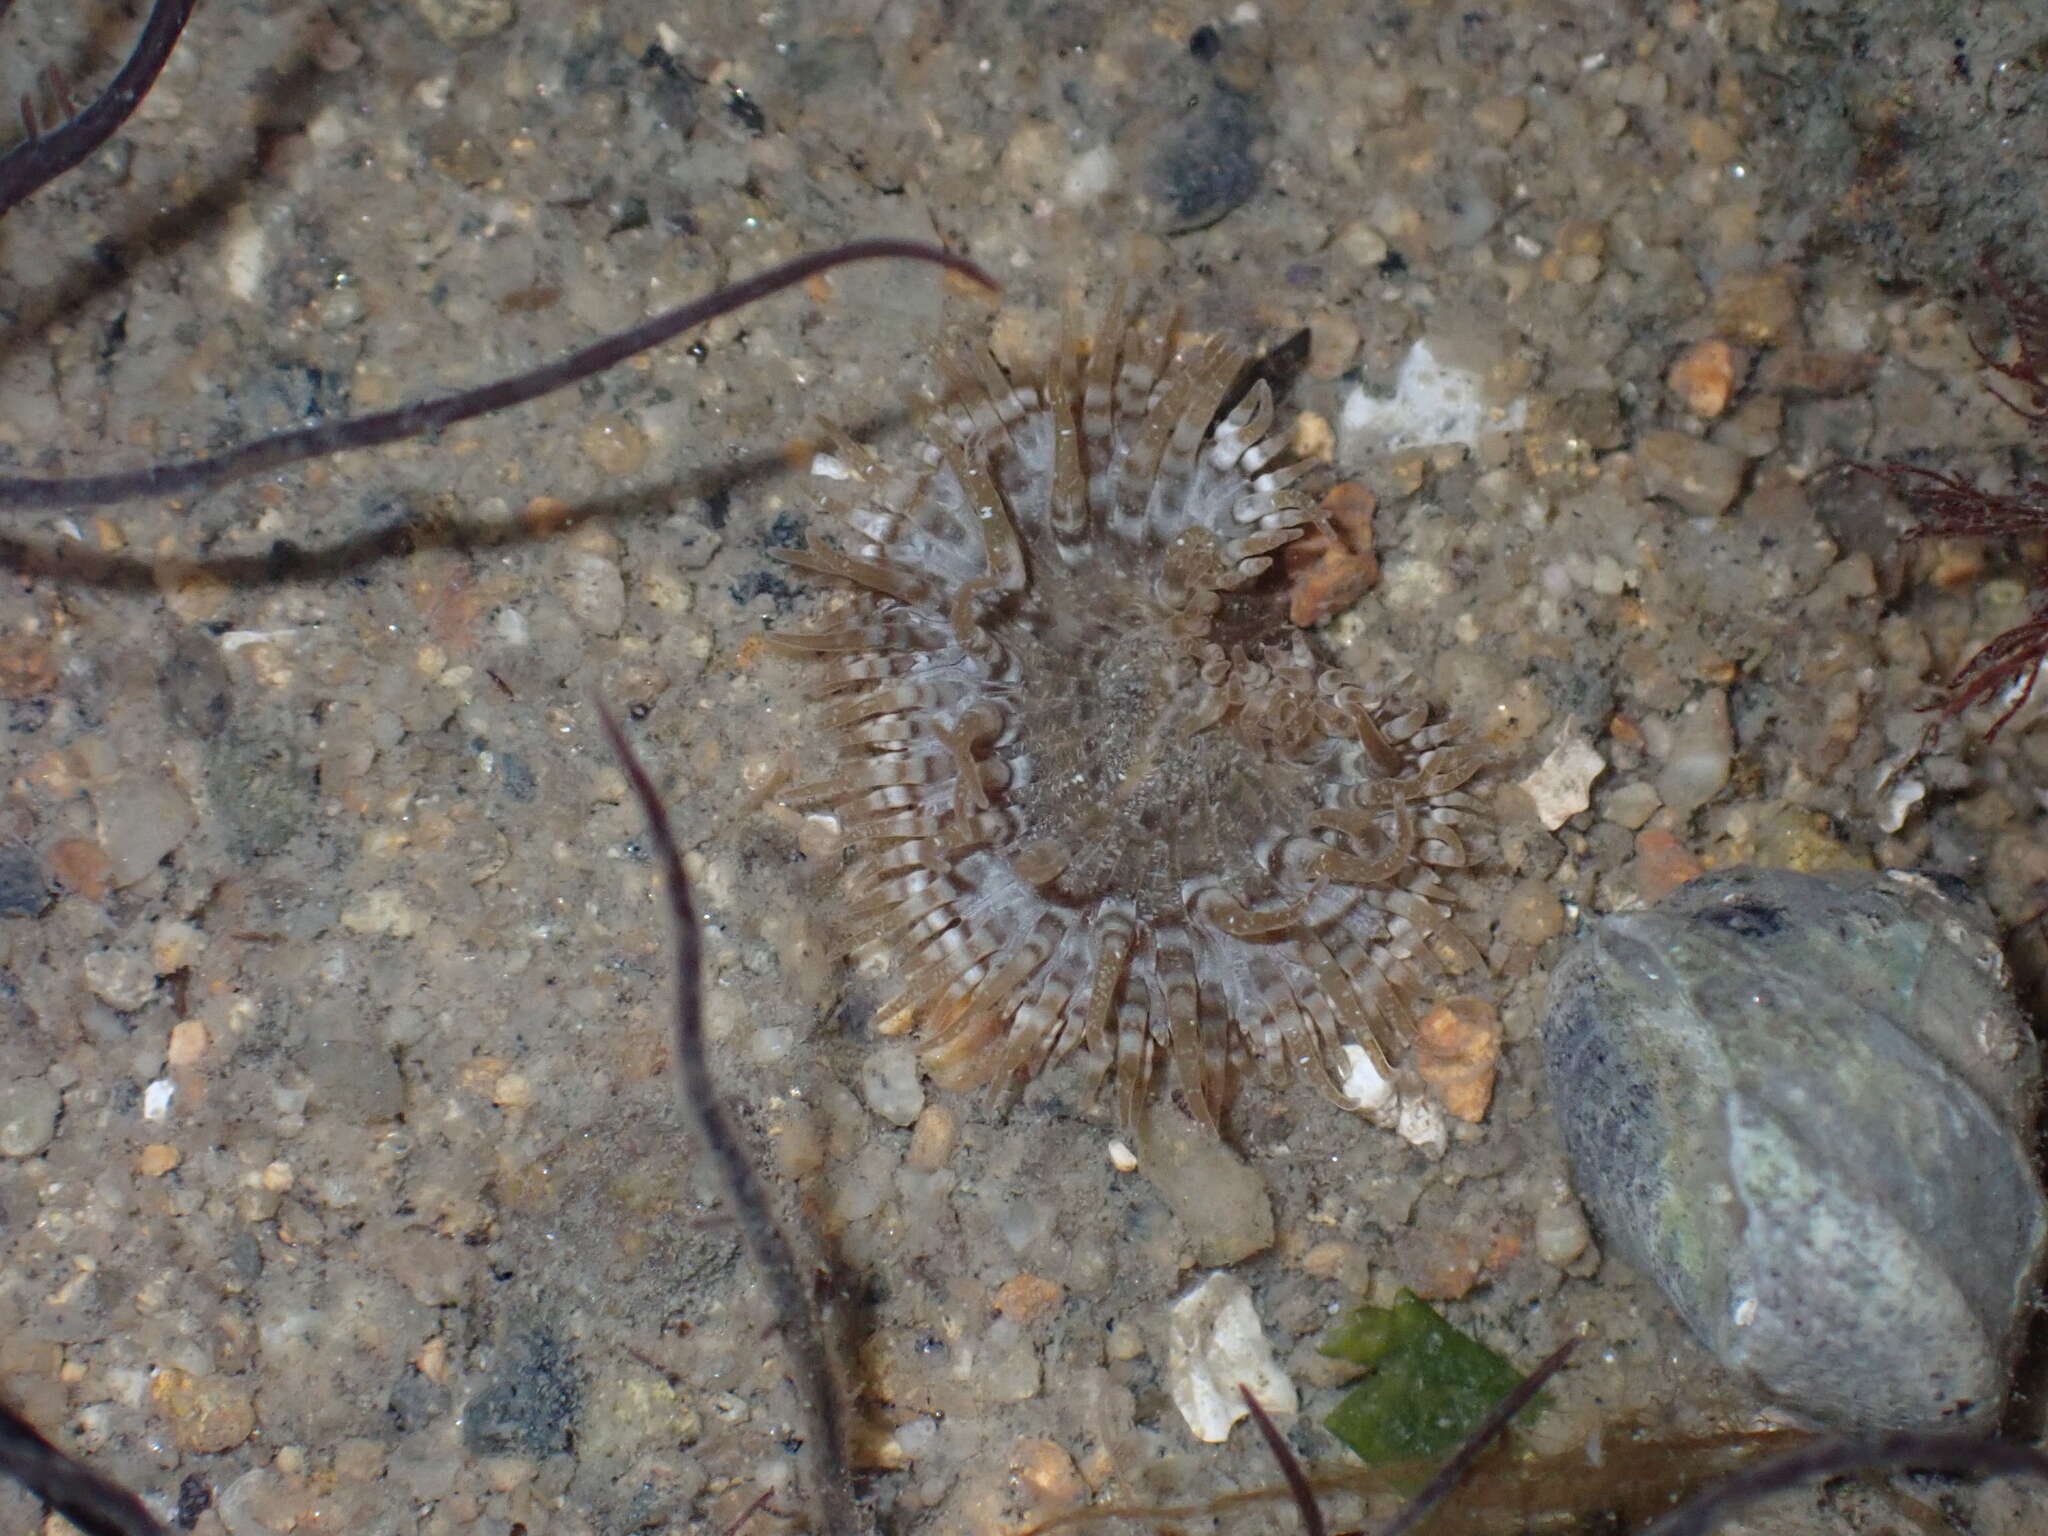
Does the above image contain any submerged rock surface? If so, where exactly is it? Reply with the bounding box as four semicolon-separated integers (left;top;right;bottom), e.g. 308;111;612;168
1542;866;2047;1427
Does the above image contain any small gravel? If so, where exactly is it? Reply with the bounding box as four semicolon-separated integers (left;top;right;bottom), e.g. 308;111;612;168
0;1078;60;1157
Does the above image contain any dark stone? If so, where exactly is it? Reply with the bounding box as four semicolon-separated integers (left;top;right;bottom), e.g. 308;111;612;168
162;628;232;739
174;1474;212;1530
203;729;315;861
637;44;699;136
729;569;800;610
226;1228;264;1285
498;751;537;803
724;85;766;135
462;1324;579;1456
387;1368;452;1434
0;844;52;917
1146;85;1264;233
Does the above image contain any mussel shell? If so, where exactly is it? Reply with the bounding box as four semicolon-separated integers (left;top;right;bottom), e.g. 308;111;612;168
1542;865;2047;1427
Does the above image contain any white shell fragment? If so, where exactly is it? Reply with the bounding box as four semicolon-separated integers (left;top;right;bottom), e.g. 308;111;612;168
141;1079;175;1123
1518;727;1606;830
1166;1272;1298;1443
1339;1041;1396;1113
1340;1043;1450;1158
1339;338;1528;455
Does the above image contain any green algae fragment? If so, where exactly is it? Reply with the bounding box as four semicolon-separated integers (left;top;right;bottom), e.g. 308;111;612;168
1321;1289;1535;1464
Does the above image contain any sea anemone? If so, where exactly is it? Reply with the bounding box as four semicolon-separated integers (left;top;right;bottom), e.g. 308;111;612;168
770;305;1488;1131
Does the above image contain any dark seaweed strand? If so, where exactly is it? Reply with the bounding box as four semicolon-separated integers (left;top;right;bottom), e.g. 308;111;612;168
0;1398;170;1536
1239;1386;1327;1536
1642;1431;2048;1536
0;0;195;219
1368;1337;1577;1536
595;703;862;1536
0;239;996;512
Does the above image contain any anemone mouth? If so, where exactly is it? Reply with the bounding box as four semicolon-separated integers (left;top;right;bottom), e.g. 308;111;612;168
770;309;1488;1132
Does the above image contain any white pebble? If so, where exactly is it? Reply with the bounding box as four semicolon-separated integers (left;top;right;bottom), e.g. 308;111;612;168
1656;689;1733;815
1534;1197;1592;1266
142;1079;176;1123
860;1044;925;1127
1062;144;1118;204
1519;727;1607;830
1339;1043;1395;1113
220;207;269;304
1395;1095;1449;1159
1166;1272;1297;1443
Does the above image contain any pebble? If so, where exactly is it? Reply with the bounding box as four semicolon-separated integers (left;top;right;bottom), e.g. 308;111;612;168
301;1039;406;1122
991;1273;1064;1325
1165;1271;1297;1443
1281;481;1378;626
1655;689;1733;814
167;1019;209;1068
90;774;197;887
0;843;52;917
1716;396;1783;458
1756;347;1877;396
560;545;627;638
151;1368;257;1453
1336;219;1389;268
136;1143;181;1177
0;631;56;698
1711;266;1803;347
906;1104;957;1170
1667;340;1741;417
413;0;514;44
1601;780;1662;830
340;886;427;939
463;1325;579;1455
1139;1103;1274;1266
1632;826;1706;902
860;1043;925;1127
580;417;650;477
83;947;157;1012
1411;997;1501;1123
1497;878;1566;946
1142;72;1263;233
1533;1196;1592;1267
0;1078;60;1156
1517;728;1606;830
1339;1045;1449;1157
47;837;113;899
216;1467;299;1536
1481;676;1553;747
1301;1239;1374;1293
1008;1438;1086;1510
976;1317;1042;1402
1470;94;1528;144
151;920;205;973
1307;312;1361;379
1637;429;1747;517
